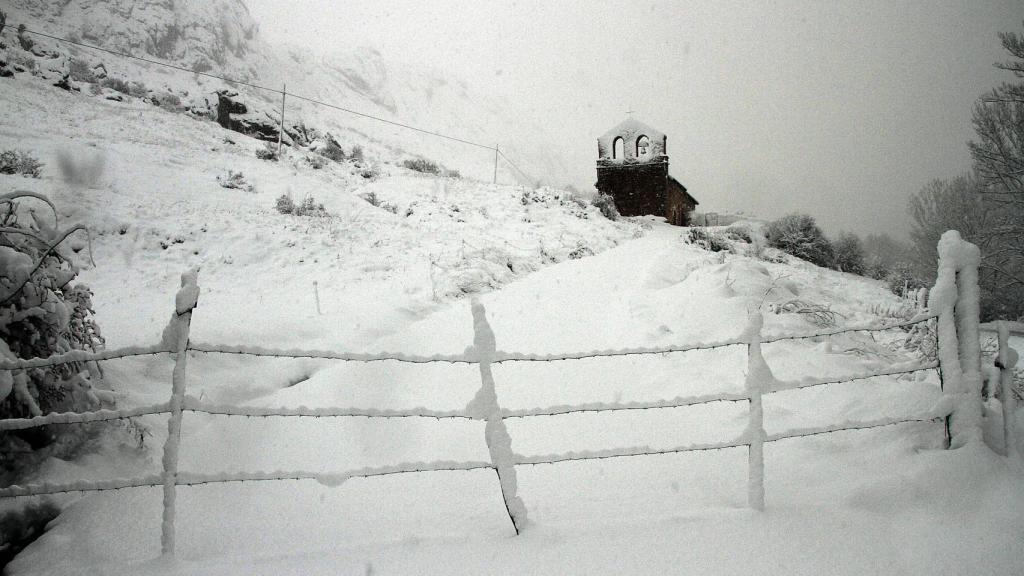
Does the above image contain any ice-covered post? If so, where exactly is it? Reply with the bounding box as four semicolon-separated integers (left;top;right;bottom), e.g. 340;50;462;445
997;322;1019;459
160;269;200;556
744;311;769;511
465;297;528;534
930;231;983;449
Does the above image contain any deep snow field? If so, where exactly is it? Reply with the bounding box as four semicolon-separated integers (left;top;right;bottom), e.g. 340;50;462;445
2;74;1024;576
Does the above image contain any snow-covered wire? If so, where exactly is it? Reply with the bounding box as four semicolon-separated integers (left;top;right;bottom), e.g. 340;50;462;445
500;391;749;418
0;343;173;371
513;437;751;466
0;403;171;431
765;412;949;442
0;474;164;498
186;341;477;364
768;361;939;394
183;397;474;420
175;460;495;487
760;312;940;344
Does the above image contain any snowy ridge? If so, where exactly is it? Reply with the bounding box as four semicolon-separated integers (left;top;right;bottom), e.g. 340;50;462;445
513;437;752;466
500;391;750;418
0;474;164;498
0;402;171;431
768;361;940;394
182;396;473;420
0;342;173;370
175;460;495;488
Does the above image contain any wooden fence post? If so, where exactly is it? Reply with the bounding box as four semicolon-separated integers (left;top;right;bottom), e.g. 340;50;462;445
998;322;1019;459
744;311;767;511
466;298;527;534
161;269;200;556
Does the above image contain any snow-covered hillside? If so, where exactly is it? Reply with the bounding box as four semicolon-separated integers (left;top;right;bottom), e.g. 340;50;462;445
1;6;1023;576
3;0;569;185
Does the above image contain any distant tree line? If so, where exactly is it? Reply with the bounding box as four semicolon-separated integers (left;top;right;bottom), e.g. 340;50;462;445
764;23;1024;321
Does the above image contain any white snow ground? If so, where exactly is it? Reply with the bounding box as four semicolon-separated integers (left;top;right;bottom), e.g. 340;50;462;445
2;66;1024;576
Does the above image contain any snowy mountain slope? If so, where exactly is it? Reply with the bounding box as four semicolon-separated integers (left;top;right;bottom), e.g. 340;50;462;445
2;0;569;185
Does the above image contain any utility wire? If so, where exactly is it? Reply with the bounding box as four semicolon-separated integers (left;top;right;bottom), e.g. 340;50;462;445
5;23;500;151
497;149;534;183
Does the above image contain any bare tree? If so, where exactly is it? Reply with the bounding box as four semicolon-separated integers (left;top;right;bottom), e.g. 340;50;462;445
967;22;1024;318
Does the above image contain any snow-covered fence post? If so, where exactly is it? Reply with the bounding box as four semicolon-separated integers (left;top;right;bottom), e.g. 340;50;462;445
744;311;769;511
997;322;1019;459
465;297;528;534
160;269;200;556
930;231;983;449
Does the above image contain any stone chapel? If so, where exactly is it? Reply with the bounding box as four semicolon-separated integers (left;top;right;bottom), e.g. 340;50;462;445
595;118;698;226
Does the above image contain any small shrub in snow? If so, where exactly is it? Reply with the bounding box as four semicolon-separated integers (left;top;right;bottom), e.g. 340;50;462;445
568;242;594;260
127;81;148;99
16;24;33;52
359;165;380;179
68;59;96;83
305;154;327;170
256;142;279;162
100;77;131;95
317;141;345;163
687;228;731;253
0;150;43;178
216;170;254;192
275;193;295;214
443;168;461;179
771;298;843;327
156;92;182;112
590;192;619;221
295;195;328;217
276;193;327;217
360;191;398;214
402;158;440;174
724;224;753;243
349;145;364;162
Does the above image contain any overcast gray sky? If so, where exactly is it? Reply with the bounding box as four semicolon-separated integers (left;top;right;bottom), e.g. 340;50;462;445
247;0;1023;238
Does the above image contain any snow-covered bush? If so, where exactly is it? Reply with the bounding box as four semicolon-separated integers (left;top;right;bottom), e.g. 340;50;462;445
349;145;364;162
275;193;327;217
360;191;397;213
305;154;327;170
591;192;619;221
724;224;753;243
317;141;345;163
402;158;440;174
68;59;96;83
1;192;108;474
16;24;33;52
884;262;927;297
764;213;834;268
0;150;43;178
275;193;294;214
687;228;731;253
100;77;131;95
216;170;253;192
256;142;279;162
